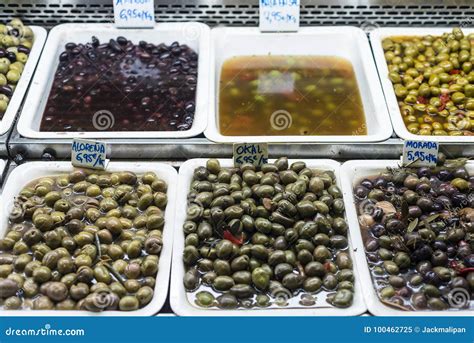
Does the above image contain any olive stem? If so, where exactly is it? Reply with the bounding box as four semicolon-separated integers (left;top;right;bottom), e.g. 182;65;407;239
104;263;126;285
94;233;102;261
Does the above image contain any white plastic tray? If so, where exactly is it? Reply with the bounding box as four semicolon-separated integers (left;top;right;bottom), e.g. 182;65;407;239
0;159;6;189
0;161;178;316
205;26;393;143
371;28;474;143
170;158;367;316
17;22;210;139
340;159;473;316
0;26;47;136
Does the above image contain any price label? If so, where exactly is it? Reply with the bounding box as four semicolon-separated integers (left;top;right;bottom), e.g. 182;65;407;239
402;140;439;167
233;143;269;167
113;0;155;28
259;0;300;32
71;139;108;170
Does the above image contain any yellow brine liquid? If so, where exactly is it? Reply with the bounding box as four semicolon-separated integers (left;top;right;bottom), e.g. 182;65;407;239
218;55;367;136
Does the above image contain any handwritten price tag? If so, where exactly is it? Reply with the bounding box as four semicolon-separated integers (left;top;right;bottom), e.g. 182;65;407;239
71;139;108;170
259;0;300;32
402;140;439;167
233;143;269;167
113;0;155;28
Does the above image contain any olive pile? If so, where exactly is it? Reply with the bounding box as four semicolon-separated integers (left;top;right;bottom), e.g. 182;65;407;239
41;36;198;132
354;158;473;310
383;28;474;136
0;169;168;311
0;19;34;117
183;158;355;310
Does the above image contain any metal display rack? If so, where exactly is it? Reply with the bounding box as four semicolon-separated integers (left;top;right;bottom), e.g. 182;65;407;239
1;0;474;161
1;0;473;28
0;133;8;158
7;132;474;161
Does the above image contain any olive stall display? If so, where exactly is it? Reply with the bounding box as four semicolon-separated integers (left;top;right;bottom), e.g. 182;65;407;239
0;19;34;117
41;36;198;132
182;158;356;310
382;28;474;136
0;170;168;312
353;157;473;311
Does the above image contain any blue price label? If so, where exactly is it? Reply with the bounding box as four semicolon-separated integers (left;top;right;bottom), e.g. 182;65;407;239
259;0;300;32
402;140;439;167
71;139;108;170
233;143;269;167
113;0;155;28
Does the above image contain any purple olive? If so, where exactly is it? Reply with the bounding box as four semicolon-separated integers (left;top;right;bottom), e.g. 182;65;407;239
408;205;422;218
7;51;16;62
18;45;30;54
386;218;404;234
417;167;431;178
432;240;447;251
0;85;13;97
435;195;452;209
431;250;448;266
464;254;474;268
354;185;369;199
446;245;457;258
59;52;69;62
453;167;469;180
370;223;386;237
438;169;452;181
372;207;384;221
452;193;468;207
416;197;433;212
412;245;433;263
415;182;431;193
116;36;127;45
9;28;19;37
424;270;443;286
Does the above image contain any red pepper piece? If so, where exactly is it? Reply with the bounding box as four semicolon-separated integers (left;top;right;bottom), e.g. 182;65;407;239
450;69;460;75
417;96;428;104
438;93;450;111
450;260;459;270
223;230;243;245
458;267;474;276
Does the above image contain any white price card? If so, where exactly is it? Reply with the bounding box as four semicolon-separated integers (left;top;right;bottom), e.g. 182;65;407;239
402;140;439;167
113;0;155;28
71;139;108;170
233;143;269;167
259;0;300;32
